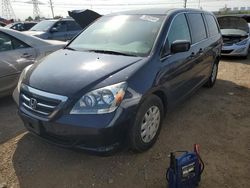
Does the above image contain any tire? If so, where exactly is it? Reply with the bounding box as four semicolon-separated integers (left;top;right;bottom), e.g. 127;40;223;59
204;60;218;88
129;95;164;152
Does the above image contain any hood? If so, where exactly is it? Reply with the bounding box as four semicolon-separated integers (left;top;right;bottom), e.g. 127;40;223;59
25;49;142;96
68;9;101;29
218;16;249;34
23;30;46;36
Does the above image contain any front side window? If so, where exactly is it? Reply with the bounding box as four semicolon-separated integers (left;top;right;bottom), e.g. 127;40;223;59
187;13;207;43
67;21;81;31
68;15;165;57
167;14;191;47
53;21;67;32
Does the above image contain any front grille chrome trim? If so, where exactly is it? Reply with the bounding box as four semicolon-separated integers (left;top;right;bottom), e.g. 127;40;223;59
22;102;50;116
21;84;68;102
20;84;68;119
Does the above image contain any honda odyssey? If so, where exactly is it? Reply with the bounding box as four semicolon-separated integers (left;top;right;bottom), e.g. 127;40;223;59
13;8;222;153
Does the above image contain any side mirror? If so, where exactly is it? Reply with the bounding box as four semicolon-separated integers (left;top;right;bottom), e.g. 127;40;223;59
50;27;58;33
171;40;191;54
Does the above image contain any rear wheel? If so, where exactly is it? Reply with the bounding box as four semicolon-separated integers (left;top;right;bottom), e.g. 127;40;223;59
204;61;218;88
129;95;164;152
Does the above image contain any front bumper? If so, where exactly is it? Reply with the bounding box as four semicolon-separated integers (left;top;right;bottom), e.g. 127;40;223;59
18;106;135;153
221;43;249;56
15;85;139;153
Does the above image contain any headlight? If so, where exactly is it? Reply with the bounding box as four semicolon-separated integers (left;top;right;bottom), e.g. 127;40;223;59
236;38;249;46
70;82;127;114
17;65;32;92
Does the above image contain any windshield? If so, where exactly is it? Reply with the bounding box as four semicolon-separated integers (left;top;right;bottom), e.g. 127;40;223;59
68;15;164;57
221;29;248;36
30;20;56;31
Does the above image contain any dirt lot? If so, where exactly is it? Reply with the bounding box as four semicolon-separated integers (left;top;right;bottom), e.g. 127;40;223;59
0;57;250;188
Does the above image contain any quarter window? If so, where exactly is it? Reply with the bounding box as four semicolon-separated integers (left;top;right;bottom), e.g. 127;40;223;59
187;13;207;43
12;38;29;49
205;14;219;36
0;32;13;52
167;14;191;47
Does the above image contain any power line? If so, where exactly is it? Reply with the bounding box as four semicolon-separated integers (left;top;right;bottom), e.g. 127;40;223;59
32;0;41;18
1;0;16;19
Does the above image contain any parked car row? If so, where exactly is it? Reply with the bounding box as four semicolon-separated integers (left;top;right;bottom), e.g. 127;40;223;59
23;19;82;41
3;9;101;41
5;22;37;31
0;27;66;97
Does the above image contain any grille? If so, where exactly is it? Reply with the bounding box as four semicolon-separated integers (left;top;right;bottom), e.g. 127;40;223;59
20;85;68;118
222;36;248;46
221;49;234;54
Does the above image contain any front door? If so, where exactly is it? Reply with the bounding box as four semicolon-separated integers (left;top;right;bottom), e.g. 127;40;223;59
159;13;197;105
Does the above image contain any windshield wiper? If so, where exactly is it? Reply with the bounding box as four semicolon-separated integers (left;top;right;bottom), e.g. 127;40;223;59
86;49;138;57
65;47;76;51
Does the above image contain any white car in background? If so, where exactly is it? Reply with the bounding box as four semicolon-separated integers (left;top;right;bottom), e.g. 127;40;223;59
0;27;66;97
218;16;250;58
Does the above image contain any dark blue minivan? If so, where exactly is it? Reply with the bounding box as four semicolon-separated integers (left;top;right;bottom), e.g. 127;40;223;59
13;8;222;153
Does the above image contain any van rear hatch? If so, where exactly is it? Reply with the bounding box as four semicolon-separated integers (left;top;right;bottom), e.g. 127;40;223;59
217;16;249;45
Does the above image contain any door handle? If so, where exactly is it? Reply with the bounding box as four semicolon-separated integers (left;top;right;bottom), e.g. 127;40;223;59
21;53;32;58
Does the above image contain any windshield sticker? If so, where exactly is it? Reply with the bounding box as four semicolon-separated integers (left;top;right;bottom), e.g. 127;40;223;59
140;15;159;22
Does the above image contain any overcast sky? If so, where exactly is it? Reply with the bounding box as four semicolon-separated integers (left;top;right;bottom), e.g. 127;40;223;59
3;0;250;20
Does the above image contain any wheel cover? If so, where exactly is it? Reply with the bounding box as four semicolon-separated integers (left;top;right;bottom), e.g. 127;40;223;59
211;64;218;83
140;106;161;143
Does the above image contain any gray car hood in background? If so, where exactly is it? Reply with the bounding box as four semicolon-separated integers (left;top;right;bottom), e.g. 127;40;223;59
218;16;249;33
68;9;101;29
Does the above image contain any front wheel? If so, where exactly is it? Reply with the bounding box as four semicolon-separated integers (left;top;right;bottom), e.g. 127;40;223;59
129;95;164;152
204;61;218;88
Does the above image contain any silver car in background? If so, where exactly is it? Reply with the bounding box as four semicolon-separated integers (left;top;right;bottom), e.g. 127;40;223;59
0;27;66;97
218;16;250;58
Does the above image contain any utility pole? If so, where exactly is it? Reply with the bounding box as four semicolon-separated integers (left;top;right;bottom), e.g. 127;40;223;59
49;0;54;18
32;0;40;19
184;0;187;8
1;0;16;20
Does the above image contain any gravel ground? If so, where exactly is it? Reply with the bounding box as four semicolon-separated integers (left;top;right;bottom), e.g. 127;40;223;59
0;57;250;188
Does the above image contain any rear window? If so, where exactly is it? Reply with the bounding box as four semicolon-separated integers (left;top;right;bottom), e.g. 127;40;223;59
187;13;207;43
205;15;219;36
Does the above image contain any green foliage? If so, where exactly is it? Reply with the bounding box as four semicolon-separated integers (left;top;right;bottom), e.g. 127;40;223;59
25;16;33;21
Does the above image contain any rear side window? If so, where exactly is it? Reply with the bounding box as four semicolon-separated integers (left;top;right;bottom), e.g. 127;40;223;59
167;14;191;46
0;32;13;52
187;13;207;43
205;15;219;36
67;21;81;31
